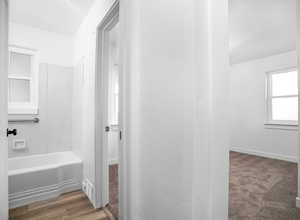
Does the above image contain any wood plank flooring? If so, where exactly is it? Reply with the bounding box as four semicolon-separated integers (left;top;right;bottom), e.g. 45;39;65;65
9;191;114;220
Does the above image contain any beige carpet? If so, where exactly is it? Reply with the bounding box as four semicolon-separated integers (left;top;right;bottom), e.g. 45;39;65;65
106;153;300;220
229;151;300;220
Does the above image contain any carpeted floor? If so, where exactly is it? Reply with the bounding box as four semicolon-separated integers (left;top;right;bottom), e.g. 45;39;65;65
229;151;300;220
107;153;300;220
108;164;119;220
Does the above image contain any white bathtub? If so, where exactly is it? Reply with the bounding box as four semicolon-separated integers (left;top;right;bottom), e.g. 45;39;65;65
8;151;83;208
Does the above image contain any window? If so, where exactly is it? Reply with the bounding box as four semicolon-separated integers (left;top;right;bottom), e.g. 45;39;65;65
266;68;298;125
8;46;39;114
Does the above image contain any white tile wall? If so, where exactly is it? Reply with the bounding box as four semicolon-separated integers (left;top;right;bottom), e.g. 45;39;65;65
8;63;73;158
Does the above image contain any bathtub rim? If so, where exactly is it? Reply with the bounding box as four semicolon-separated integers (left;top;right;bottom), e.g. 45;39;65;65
8;151;82;176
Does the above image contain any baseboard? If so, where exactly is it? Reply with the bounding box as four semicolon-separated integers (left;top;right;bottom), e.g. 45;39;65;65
230;147;298;163
296;197;300;208
109;158;119;165
9;179;81;209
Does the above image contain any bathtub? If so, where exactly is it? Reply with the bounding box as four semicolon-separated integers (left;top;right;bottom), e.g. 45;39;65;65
8;151;83;208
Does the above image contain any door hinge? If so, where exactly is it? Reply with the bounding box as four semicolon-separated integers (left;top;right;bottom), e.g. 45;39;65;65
119;130;122;140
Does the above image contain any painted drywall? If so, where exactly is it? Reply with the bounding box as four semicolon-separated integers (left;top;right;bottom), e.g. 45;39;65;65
0;0;9;219
191;0;230;219
8;64;73;158
230;51;298;162
9;22;74;67
72;2;120;188
8;23;74;158
72;0;116;197
73;0;229;220
297;0;300;207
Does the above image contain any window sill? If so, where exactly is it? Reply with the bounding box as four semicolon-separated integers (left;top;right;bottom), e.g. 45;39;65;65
264;123;298;131
8;107;39;115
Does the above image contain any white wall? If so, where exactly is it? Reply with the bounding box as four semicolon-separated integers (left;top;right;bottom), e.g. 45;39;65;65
8;64;73;158
297;0;300;207
0;0;9;219
230;51;298;162
8;23;74;158
73;0;229;220
72;0;116;195
9;22;74;67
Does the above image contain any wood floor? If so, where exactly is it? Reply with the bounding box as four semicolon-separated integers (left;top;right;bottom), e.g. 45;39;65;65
9;191;115;220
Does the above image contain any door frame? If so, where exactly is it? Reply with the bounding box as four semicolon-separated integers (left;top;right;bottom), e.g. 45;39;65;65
0;0;8;219
94;0;121;213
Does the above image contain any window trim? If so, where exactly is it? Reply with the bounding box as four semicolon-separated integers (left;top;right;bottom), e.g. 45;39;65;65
8;45;39;115
265;67;298;126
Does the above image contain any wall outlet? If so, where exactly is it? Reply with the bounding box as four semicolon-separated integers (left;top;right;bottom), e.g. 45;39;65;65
82;179;95;204
82;181;87;193
12;139;26;150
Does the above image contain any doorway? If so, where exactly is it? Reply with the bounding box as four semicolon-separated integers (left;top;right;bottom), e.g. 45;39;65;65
228;0;300;219
106;21;120;219
95;1;120;220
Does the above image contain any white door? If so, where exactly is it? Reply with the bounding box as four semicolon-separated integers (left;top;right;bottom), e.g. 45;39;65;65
0;0;9;219
94;2;119;208
101;18;120;207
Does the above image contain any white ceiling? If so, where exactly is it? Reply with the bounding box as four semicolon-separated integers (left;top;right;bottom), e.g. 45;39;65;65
9;0;296;59
229;0;296;64
9;0;96;35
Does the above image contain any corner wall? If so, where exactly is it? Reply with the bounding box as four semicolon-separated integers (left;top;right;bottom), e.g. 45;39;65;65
72;0;116;200
0;0;9;219
297;0;300;208
73;0;230;219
